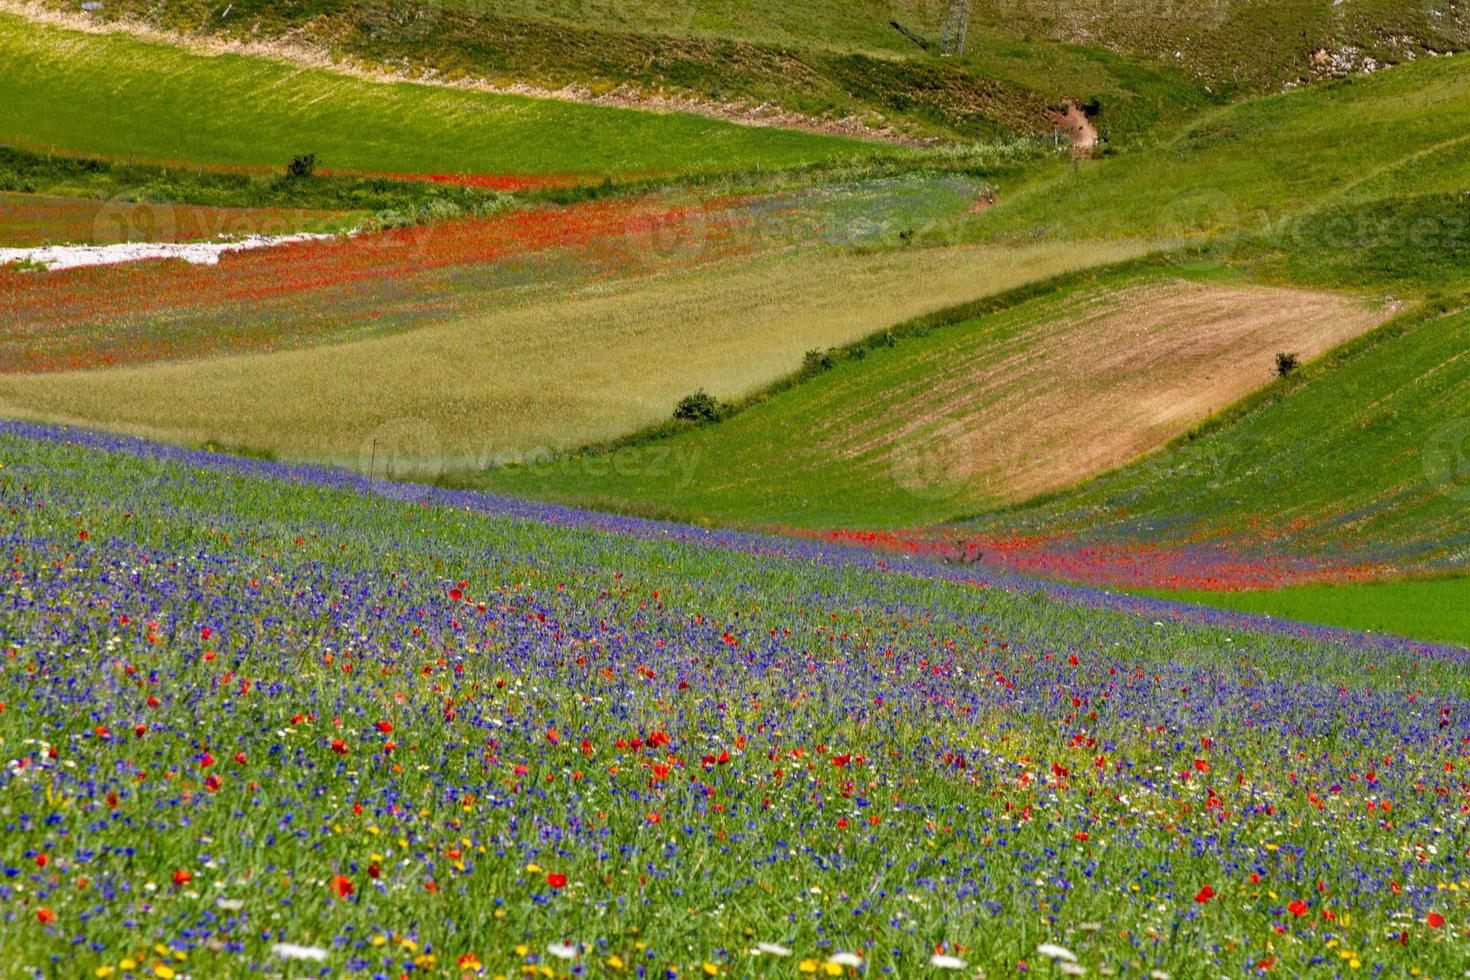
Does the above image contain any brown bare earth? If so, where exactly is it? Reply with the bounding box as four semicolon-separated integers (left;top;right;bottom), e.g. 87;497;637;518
832;280;1390;503
1050;102;1099;154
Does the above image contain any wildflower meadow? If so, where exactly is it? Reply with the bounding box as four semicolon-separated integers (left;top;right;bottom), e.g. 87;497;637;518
1;421;1467;978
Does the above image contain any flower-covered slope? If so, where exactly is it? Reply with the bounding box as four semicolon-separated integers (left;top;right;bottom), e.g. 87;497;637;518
1;421;1467;977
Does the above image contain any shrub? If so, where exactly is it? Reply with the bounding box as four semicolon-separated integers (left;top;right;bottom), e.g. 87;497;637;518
801;348;834;377
673;390;726;424
1276;352;1300;378
286;153;317;179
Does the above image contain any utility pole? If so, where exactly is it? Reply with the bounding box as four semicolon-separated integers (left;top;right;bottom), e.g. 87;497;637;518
939;0;973;57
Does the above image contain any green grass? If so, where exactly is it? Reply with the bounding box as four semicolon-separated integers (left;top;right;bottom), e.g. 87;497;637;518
1144;577;1470;648
958;55;1470;247
460;263;1386;527
0;144;518;228
48;0;1215;145
963;0;1469;90
1236;189;1470;294
51;0;1469;147
0;12;875;178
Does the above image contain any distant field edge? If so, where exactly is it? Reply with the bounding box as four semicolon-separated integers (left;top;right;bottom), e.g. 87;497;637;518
1135;574;1470;649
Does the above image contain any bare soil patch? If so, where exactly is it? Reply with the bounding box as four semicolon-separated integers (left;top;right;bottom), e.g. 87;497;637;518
839;280;1389;503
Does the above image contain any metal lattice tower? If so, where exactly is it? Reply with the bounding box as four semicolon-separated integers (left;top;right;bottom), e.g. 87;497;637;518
939;0;972;56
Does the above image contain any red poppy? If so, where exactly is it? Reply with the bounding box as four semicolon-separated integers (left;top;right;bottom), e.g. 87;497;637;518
172;869;193;887
36;908;54;924
1288;900;1309;917
547;873;567;889
334;874;354;898
375;721;393;733
330;739;348;755
1194;885;1215;904
1428;912;1446;928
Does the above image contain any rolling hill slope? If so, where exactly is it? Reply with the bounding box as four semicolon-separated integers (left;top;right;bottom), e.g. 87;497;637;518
423;53;1470;537
957;300;1470;571
0;241;1148;463
456;266;1389;527
22;0;1467;150
957;54;1470;244
0;11;874;178
6;419;1470;975
13;0;1215;145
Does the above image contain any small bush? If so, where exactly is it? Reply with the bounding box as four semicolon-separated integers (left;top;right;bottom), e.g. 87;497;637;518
1276;352;1300;378
673;390;726;424
286;153;317;179
801;348;834;377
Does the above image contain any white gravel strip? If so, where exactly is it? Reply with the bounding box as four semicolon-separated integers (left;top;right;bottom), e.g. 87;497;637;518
0;232;339;271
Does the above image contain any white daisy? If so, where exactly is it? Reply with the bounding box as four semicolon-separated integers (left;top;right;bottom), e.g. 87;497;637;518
270;943;329;962
547;942;579;960
1037;943;1078;962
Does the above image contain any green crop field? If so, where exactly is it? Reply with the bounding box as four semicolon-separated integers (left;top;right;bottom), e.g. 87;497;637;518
0;12;875;178
37;0;1468;152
